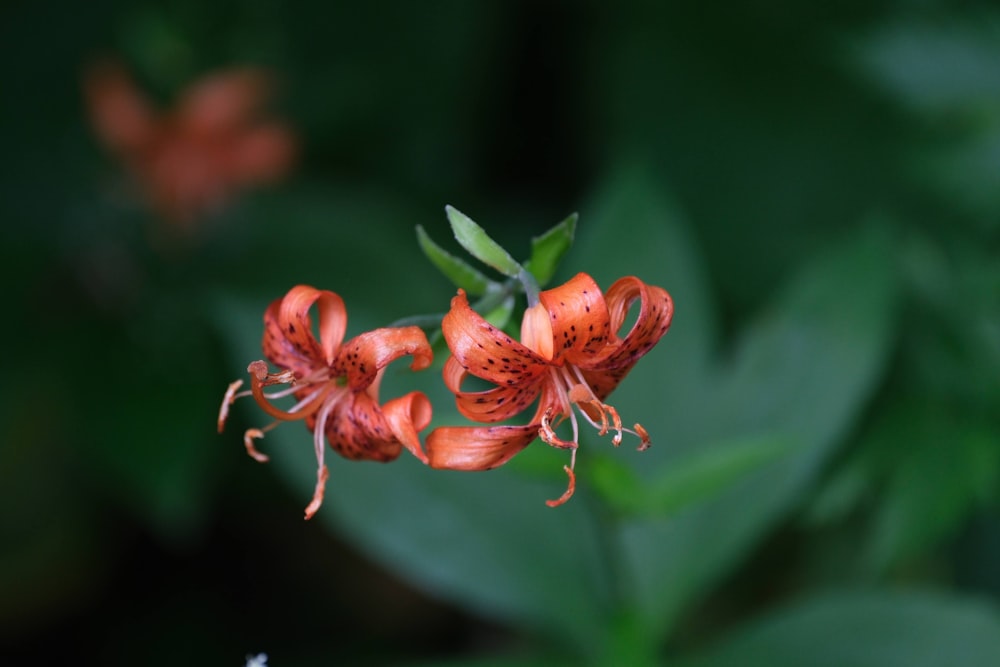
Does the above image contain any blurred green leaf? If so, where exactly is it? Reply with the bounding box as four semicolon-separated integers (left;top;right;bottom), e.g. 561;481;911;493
577;167;898;643
590;435;796;518
676;591;1000;667
852;19;1000;222
417;224;497;297
852;18;1000;115
863;401;1000;571
523;212;578;287
411;656;576;667
446;205;524;278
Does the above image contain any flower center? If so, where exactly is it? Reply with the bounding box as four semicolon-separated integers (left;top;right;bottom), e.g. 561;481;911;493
536;364;651;507
217;360;348;519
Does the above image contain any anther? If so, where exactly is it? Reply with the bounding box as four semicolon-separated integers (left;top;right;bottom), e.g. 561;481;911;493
243;428;270;462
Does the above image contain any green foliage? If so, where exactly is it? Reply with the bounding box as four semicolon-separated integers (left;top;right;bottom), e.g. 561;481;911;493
523;212;578;287
446;205;525;279
416;224;498;297
676;591;1000;667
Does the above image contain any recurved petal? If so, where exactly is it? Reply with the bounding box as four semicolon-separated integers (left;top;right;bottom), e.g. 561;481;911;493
586;276;673;373
426;424;539;471
380;391;433;464
538;272;613;363
338;325;433;391
442;290;549;385
278;285;347;366
324;392;402;462
442;355;543;424
262;297;315;377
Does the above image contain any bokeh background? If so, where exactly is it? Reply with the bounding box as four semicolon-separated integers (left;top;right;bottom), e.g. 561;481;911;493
3;1;1000;665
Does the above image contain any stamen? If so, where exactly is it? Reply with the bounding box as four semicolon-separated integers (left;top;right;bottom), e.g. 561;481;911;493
218;379;244;432
604;403;624;447
545;465;576;507
248;363;333;422
633;423;651;451
568;384;609;435
303;465;330;521
303;392;340;519
540;408;578;449
242;427;270;462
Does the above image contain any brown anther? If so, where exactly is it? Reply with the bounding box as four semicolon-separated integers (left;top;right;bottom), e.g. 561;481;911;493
243;428;270;462
540;409;578;449
605;404;624;447
545;465;577;507
217;378;244;432
569;384;609;436
634;423;651;451
247;360;295;386
303;464;330;520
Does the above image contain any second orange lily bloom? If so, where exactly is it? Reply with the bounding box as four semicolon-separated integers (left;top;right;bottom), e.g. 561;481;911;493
426;272;673;506
219;285;433;519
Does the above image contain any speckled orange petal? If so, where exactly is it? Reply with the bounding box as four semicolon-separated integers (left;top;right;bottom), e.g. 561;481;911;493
261;298;314;377
443;355;544;424
537;272;613;363
277;285;347;367
319;387;429;464
426;424;539;471
337;326;433;392
323;392;401;462
442;290;549;385
380;391;433;464
585;276;673;372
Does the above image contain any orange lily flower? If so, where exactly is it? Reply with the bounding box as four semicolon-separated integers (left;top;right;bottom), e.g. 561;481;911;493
426;273;673;506
218;285;433;519
84;60;295;226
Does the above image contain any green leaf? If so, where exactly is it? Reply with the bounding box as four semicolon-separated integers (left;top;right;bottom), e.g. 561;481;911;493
576;167;898;643
676;591;1000;667
862;400;1000;572
523;212;578;286
446;205;524;278
589;435;796;518
416;224;497;297
853;19;1000;115
481;294;515;330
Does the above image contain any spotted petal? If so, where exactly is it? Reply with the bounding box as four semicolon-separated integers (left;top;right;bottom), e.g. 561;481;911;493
443;356;545;423
537;272;613;363
337;325;433;392
426;424;540;471
441;290;550;385
584;276;673;374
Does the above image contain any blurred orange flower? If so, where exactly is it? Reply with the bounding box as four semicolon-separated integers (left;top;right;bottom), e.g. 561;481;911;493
218;285;434;519
84;60;296;226
426;273;673;506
